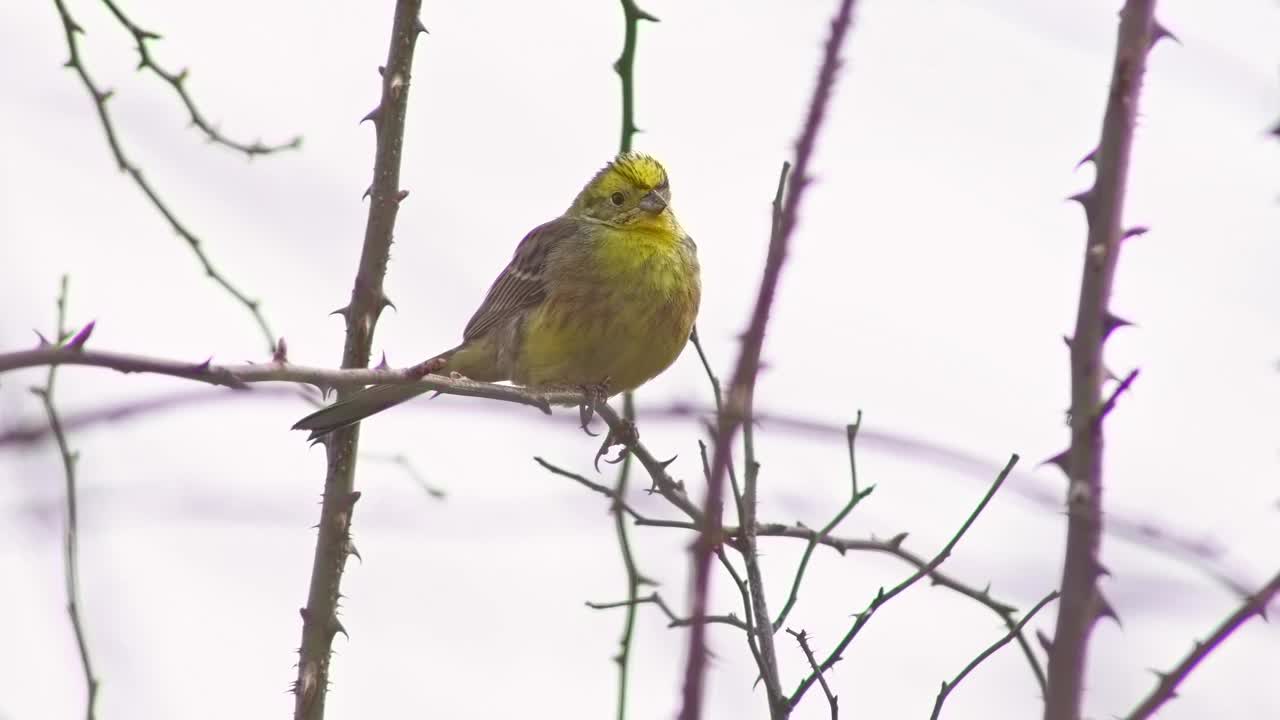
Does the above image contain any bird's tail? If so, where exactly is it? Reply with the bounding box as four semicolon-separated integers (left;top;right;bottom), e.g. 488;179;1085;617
292;346;463;441
292;384;432;441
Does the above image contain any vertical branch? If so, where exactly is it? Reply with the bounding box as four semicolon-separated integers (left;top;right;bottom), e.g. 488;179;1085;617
32;276;100;720
609;394;646;720
1044;3;1163;719
614;0;658;153
679;2;857;718
739;385;785;715
292;4;425;719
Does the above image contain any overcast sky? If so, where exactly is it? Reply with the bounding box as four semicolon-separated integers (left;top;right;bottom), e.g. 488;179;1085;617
2;1;1278;719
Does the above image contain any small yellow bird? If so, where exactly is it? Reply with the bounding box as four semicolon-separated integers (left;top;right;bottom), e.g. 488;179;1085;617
294;151;701;439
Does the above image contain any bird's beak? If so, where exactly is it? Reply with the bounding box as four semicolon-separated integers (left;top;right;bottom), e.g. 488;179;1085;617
639;191;668;214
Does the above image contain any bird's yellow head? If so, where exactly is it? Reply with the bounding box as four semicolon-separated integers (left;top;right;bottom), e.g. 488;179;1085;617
569;152;674;230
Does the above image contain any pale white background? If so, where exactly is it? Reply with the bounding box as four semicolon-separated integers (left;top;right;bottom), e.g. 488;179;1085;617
1;1;1277;718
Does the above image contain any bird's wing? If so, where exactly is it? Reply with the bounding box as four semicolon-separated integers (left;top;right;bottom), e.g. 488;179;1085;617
462;216;580;341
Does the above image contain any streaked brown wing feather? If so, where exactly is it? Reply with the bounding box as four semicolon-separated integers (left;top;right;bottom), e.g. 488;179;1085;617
462;216;579;341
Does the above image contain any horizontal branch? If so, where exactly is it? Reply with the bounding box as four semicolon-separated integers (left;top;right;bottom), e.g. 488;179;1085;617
0;341;574;411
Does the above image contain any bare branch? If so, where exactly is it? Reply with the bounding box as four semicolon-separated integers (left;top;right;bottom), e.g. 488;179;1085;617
773;412;871;631
788;454;1018;710
97;0;302;156
1046;4;1163;718
588;593;748;632
786;629;837;719
31;276;99;720
681;2;856;715
931;591;1059;720
292;3;425;718
1124;569;1280;720
48;0;290;352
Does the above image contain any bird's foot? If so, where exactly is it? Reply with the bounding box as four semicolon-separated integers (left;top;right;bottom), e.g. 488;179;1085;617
409;356;448;377
593;417;639;472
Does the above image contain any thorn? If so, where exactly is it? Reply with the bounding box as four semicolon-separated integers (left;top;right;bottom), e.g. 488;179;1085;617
886;532;908;549
1102;312;1134;340
1097;591;1121;627
1040;449;1070;475
64;320;94;350
1067;188;1096;224
380;295;397;312
360;104;383;126
656;454;678;470
330;304;351;320
333;617;348;639
1096;561;1112;578
299;607;312;623
375;351;390;371
377;65;386;77
346;539;362;563
1122;226;1149;240
395;189;410;203
192;357;213;373
1075;148;1098;169
1036;630;1053;654
1150;19;1180;48
34;330;52;347
273;337;289;363
413;17;429;34
362;184;373;201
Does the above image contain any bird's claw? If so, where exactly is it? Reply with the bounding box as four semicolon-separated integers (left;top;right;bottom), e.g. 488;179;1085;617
593;418;640;472
578;379;612;436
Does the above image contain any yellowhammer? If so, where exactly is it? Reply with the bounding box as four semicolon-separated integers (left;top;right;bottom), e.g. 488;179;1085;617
293;151;701;439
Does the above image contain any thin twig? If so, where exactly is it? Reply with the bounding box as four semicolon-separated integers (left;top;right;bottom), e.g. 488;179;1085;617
931;591;1059;720
1046;4;1163;718
690;327;744;523
788;454;1018;710
31;276;99;720
98;0;302;157
49;0;287;352
680;2;856;716
291;4;425;719
587;592;749;632
1124;569;1280;720
361;452;446;499
773;413;872;631
785;629;837;720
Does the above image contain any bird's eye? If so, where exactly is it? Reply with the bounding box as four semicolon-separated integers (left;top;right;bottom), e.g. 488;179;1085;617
610;192;626;206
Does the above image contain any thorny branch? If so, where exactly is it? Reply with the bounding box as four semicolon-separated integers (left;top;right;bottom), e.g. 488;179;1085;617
1124;569;1280;720
680;0;856;716
1045;3;1166;719
291;2;425;719
49;0;297;353
786;629;837;719
31;277;100;720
